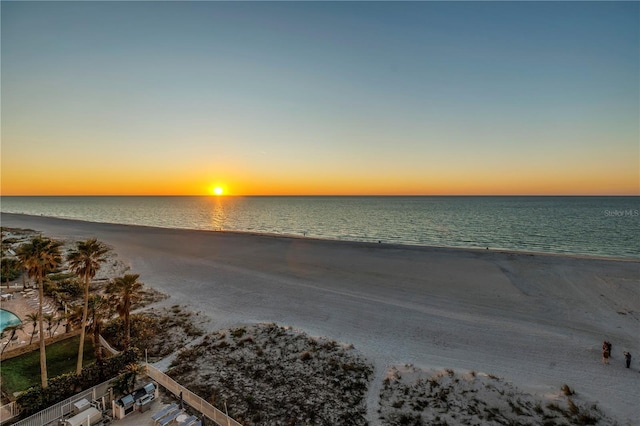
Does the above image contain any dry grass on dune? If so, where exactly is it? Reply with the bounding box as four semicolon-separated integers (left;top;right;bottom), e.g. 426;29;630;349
378;365;614;426
160;320;615;426
167;323;373;426
102;305;206;360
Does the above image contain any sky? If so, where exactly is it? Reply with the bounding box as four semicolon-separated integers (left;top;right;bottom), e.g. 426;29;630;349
1;1;638;196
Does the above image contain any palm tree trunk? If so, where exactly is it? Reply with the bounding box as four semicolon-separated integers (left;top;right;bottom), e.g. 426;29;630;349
38;277;48;388
124;310;130;350
76;275;89;375
52;318;62;336
1;329;17;356
29;323;36;345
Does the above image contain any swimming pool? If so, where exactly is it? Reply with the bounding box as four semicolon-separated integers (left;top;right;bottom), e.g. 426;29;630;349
0;309;22;335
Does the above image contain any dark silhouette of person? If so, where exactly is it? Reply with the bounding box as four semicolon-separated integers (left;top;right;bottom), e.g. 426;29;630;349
624;351;631;368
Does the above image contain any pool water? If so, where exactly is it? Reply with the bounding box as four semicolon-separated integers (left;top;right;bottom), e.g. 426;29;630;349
0;309;22;335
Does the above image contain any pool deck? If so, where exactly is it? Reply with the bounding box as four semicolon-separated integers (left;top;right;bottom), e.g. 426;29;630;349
0;284;64;350
0;283;212;426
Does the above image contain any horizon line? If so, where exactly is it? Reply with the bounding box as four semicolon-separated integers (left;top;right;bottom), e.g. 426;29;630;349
1;194;638;197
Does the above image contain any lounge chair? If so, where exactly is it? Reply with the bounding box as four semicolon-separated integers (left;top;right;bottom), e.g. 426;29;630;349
181;415;198;426
158;410;182;426
151;403;177;422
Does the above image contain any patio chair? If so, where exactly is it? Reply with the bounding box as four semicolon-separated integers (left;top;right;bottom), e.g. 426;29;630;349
158;409;182;426
181;415;198;426
151;403;178;422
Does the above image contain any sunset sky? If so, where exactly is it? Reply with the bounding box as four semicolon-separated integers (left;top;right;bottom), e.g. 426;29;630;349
1;1;638;196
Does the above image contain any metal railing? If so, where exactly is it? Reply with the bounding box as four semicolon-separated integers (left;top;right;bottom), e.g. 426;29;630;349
0;401;17;425
11;379;114;426
146;364;242;426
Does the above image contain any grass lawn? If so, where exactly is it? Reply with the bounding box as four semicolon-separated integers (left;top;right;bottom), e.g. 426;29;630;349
1;336;95;395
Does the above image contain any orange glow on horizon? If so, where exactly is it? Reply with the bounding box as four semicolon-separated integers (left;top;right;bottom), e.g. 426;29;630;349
1;166;637;196
2;183;638;196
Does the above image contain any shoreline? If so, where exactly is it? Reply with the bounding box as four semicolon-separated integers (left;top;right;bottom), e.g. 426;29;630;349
2;213;637;263
1;212;639;424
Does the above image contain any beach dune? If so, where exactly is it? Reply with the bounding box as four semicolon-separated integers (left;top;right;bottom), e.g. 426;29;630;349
2;213;638;424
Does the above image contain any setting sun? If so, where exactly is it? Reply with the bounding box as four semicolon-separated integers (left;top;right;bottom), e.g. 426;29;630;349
212;186;224;196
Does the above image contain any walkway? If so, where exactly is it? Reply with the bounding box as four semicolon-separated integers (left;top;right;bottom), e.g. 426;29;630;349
146;365;241;426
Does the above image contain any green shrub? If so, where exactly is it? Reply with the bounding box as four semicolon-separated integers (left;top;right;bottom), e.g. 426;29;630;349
561;384;574;396
300;351;312;361
1;257;21;282
568;398;580;415
44;277;82;299
47;272;76;282
102;314;156;352
230;327;246;339
16;349;139;416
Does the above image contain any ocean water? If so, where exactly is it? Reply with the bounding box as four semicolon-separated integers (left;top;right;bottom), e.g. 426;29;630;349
1;196;638;259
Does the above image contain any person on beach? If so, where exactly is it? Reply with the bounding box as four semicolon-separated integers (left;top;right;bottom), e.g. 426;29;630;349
623;351;631;368
602;347;610;364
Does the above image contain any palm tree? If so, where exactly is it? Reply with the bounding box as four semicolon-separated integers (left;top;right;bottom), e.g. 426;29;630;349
112;362;141;395
67;238;109;375
1;323;24;356
43;313;55;338
86;295;110;363
1;257;21;284
66;305;84;332
51;312;67;336
25;312;39;345
106;274;143;350
15;236;62;388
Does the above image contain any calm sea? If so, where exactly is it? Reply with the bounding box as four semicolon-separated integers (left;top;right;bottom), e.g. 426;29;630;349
1;196;638;259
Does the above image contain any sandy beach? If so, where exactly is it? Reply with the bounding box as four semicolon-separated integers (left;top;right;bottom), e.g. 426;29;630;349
1;213;638;424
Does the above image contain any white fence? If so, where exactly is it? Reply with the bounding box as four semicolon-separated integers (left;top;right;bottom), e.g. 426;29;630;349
5;355;243;426
11;379;114;426
0;401;18;424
